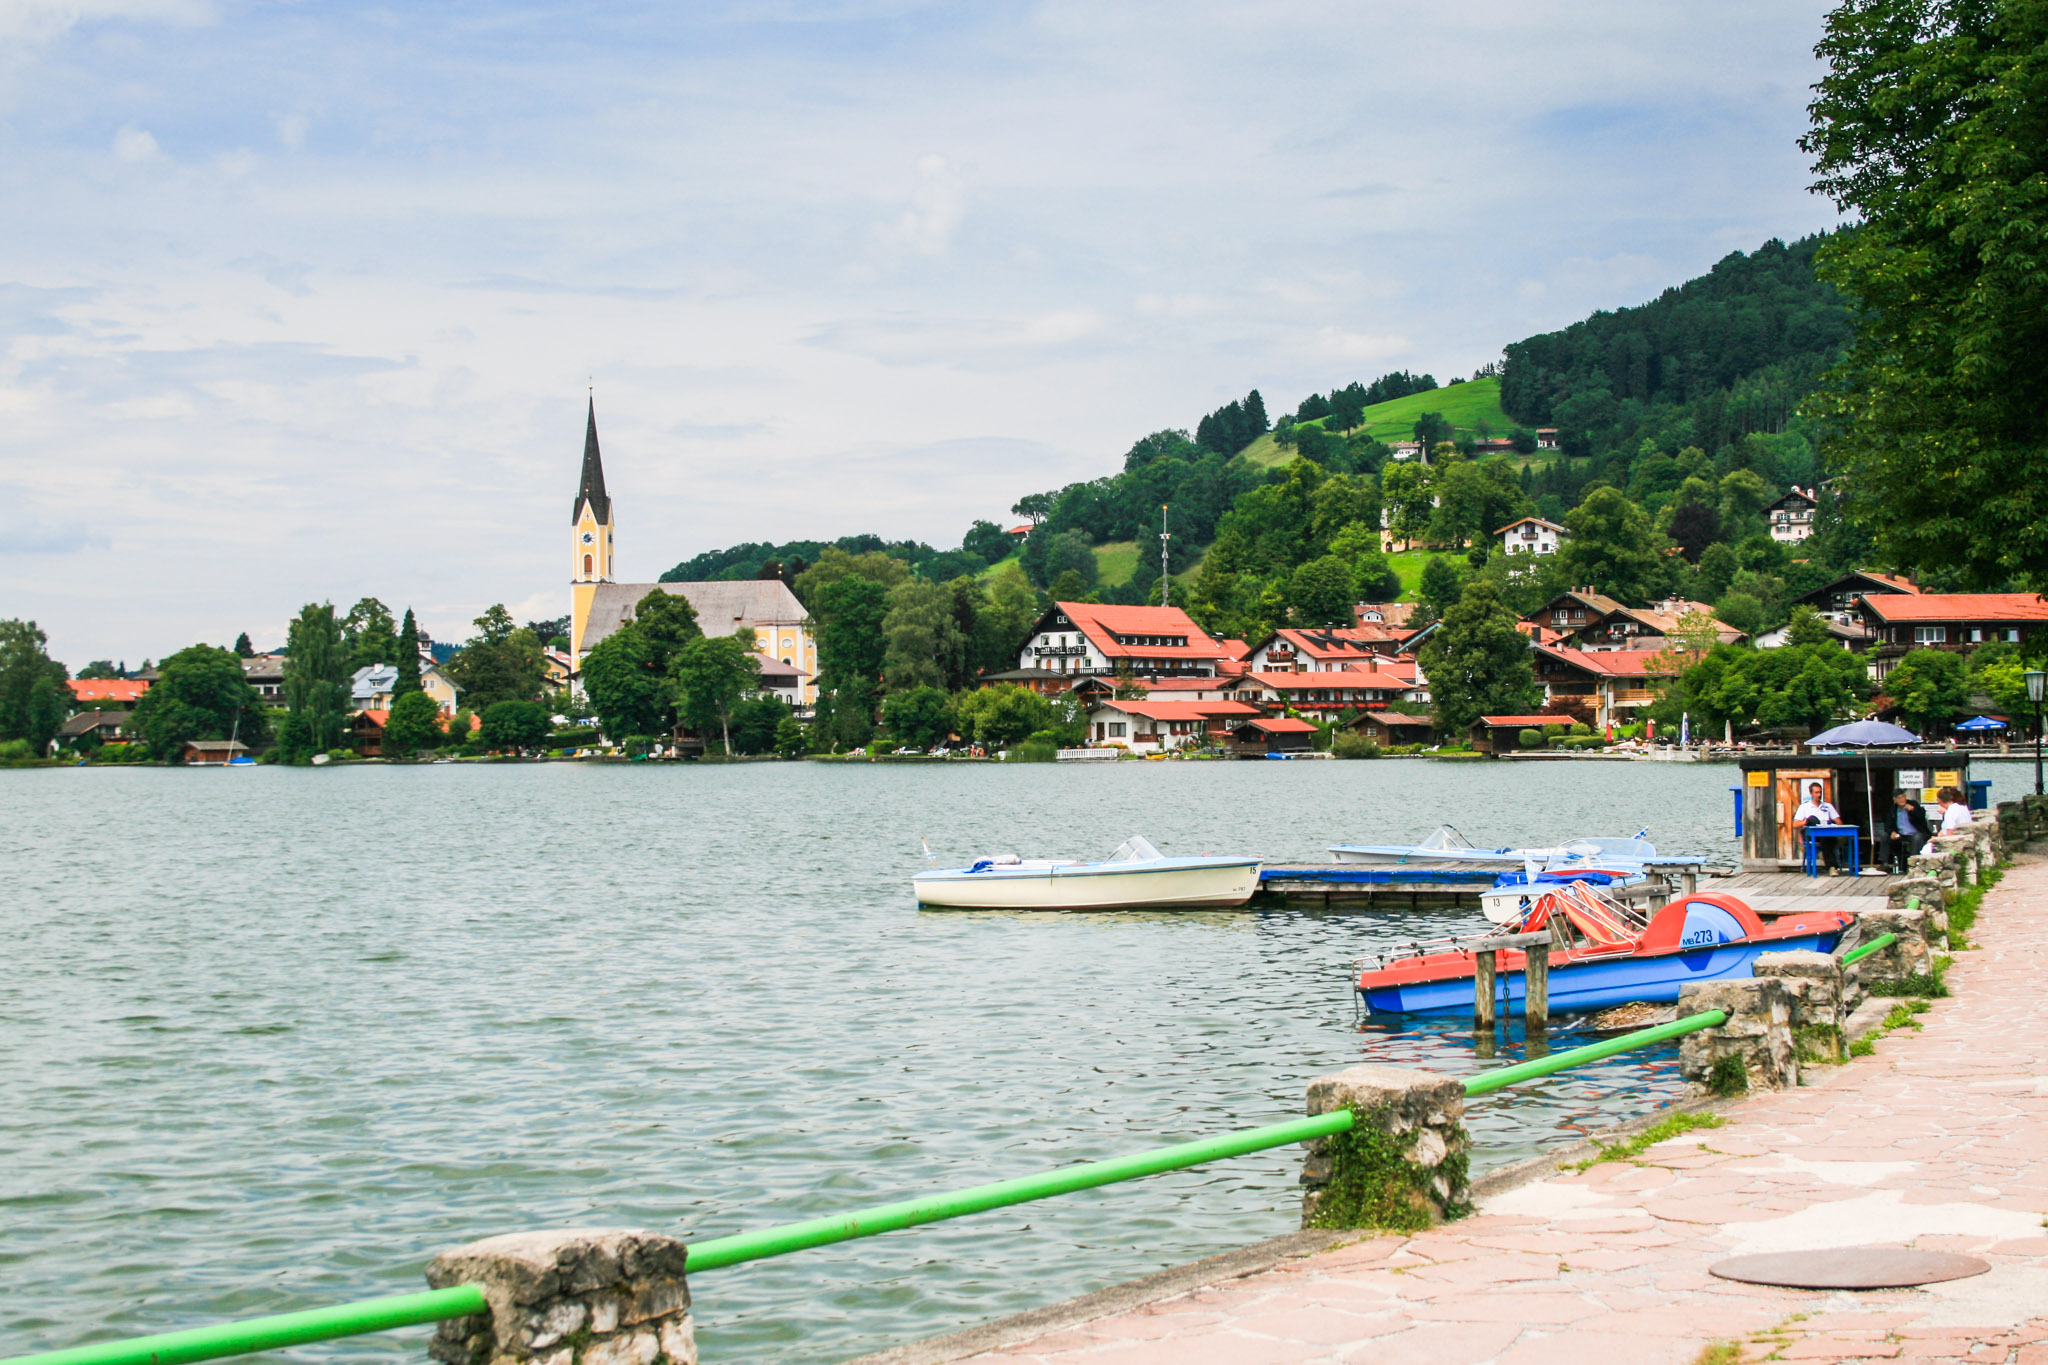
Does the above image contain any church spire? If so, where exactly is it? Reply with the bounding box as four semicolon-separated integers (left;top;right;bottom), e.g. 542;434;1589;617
573;395;611;525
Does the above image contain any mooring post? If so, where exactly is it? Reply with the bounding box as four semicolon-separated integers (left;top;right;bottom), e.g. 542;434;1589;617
426;1229;695;1365
1473;949;1497;1031
1300;1066;1472;1230
1681;867;1699;896
1523;942;1549;1032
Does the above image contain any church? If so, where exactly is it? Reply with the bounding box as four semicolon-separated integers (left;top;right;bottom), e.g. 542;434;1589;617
568;399;818;706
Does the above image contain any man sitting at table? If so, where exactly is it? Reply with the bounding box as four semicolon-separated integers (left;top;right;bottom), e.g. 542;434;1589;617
1888;788;1932;873
1793;781;1846;872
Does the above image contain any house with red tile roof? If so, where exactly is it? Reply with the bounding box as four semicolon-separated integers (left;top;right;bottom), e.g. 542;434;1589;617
1017;602;1233;678
1531;644;1682;730
1856;593;2048;680
1221;659;1427;716
1244;626;1405;673
69;678;148;707
1226;716;1319;755
1082;698;1262;751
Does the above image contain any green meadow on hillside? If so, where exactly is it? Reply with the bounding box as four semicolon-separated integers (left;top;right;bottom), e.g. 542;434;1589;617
1092;541;1140;586
1243;376;1515;466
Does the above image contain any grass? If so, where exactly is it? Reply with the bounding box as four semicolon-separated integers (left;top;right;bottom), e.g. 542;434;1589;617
1093;540;1140;587
1571;1112;1726;1170
1943;864;2001;949
1866;954;1953;998
1385;549;1461;600
1243;376;1517;467
1849;998;1932;1056
977;555;1029;587
1690;1343;1744;1365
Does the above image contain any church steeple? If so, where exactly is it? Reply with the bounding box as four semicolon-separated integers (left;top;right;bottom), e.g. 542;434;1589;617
572;395;611;526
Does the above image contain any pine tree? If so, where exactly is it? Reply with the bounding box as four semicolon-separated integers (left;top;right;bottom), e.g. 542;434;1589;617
394;609;422;698
233;632;255;657
1243;389;1268;434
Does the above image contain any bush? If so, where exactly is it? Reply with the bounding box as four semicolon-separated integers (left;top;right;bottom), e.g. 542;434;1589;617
1008;740;1058;762
480;700;551;752
1518;728;1545;749
1570;722;1593;736
549;726;600;748
0;738;35;760
1332;731;1381;759
1543;723;1567;740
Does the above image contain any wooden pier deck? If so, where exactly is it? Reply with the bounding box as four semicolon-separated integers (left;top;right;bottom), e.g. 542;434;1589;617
1254;862;1900;915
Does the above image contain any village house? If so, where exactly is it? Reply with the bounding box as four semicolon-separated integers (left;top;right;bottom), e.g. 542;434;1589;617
1535;428;1560;450
1855;593;2048;681
1528;593;1737;653
1469;713;1579;755
240;655;287;701
1066;675;1240;705
56;710;130;749
181;738;249;765
751;653;806;711
1345;710;1437;747
1244;626;1405;672
1495;516;1568;561
1225;716;1319;755
1523;590;1624;636
1222;656;1427;717
1531;645;1680;730
1354;603;1414;628
350;661;463;715
1766;487;1820;543
1016;602;1233;678
68;678;148;708
978;667;1074;697
350;709;389;757
1083;698;1261;751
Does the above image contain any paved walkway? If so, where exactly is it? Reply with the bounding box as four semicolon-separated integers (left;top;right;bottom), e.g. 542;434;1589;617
964;856;2048;1365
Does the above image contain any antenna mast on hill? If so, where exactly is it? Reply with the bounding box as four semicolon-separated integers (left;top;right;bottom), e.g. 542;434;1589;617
1159;504;1171;607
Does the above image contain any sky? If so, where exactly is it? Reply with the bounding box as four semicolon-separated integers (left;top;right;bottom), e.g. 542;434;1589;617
0;0;1844;666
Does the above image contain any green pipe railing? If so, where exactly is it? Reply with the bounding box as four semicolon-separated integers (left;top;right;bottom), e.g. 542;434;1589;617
6;1288;486;1365
1;1006;1728;1365
1841;931;1898;965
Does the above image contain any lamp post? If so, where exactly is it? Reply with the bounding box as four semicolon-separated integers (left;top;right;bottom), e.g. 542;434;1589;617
2027;668;2046;796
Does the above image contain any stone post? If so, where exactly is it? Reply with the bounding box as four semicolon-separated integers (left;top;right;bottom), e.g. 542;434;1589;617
1300;1066;1470;1230
1753;949;1857;1063
1996;801;2026;851
1678;979;1796;1095
1846;907;1937;984
1888;875;1944;913
427;1230;694;1365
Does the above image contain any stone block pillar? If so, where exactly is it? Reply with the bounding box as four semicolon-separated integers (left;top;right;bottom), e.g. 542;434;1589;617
1300;1066;1470;1231
1754;949;1856;1063
427;1230;694;1365
1678;979;1796;1095
1849;907;1937;984
1888;875;1945;912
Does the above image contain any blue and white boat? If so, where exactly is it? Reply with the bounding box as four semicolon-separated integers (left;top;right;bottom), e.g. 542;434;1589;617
913;836;1261;911
1477;836;1660;925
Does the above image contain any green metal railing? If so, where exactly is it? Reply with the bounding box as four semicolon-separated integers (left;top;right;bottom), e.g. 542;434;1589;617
1841;931;1898;965
3;1007;1730;1365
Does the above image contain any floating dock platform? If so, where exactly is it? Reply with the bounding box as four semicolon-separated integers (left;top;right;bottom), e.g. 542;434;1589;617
1249;860;1888;913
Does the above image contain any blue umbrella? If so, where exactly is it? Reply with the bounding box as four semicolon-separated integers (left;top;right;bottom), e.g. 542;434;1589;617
1809;720;1922;747
1954;715;2008;732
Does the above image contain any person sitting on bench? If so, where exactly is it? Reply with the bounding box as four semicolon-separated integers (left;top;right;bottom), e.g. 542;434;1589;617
1793;781;1846;872
1888;789;1931;873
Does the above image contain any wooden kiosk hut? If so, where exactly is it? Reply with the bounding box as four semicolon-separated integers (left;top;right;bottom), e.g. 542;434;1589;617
1736;749;1970;872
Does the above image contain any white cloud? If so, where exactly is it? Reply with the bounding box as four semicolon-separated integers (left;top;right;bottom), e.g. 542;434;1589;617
273;113;307;150
111;124;159;162
869;154;963;260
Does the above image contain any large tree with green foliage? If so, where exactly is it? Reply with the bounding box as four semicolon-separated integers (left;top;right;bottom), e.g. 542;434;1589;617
1803;0;2048;588
1417;580;1541;735
1287;555;1356;628
1675;642;1870;735
954;683;1059;748
130;644;265;760
883;579;968;691
480;699;551;752
342;598;398;670
1882;648;1971;735
882;685;955;749
0;619;71;754
279;602;351;761
383;689;444;758
394;608;423;698
812;574;892;748
581;625;668;740
670;630;761;753
1557;487;1666;604
445;605;548;712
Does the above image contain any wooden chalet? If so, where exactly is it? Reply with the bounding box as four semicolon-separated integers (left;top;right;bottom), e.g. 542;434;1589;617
1469;713;1578;756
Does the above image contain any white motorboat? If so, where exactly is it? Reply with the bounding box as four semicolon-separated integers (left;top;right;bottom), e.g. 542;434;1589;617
1476;837;1660;925
1328;824;1566;870
913;836;1261;911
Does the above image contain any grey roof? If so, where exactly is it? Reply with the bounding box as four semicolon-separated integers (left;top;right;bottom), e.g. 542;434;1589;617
581;580;807;655
573;397;611;525
352;663;398;702
60;710;129;735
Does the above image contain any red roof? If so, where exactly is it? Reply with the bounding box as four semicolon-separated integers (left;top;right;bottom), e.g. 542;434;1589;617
1052;602;1228;662
1859;593;2048;623
1242;669;1415;692
1132;676;1229;692
1259;627;1404;661
358;709;390;726
1243;717;1319;734
70;679;148;703
1478;714;1578;727
1093;699;1261;721
1219;638;1251;660
1007;525;1031;535
1534;645;1681;678
1359;712;1435;727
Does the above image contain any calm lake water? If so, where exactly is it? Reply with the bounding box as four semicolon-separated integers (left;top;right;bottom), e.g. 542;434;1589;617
3;758;2031;1363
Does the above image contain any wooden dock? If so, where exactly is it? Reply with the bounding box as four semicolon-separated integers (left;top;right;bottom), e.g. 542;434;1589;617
1254;862;1896;915
1704;868;1899;919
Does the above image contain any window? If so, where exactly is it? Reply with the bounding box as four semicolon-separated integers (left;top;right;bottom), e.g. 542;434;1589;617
1108;722;1125;737
583;554;593;576
1969;628;1983;643
1915;626;1947;645
2007;628;2022;642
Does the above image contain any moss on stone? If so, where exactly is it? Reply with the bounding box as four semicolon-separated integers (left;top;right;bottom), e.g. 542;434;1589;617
1793;1022;1845;1065
1706;1054;1749;1097
1305;1103;1470;1231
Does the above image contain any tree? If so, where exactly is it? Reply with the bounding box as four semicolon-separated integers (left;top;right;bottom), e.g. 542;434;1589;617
634;590;703;653
1380;461;1433;548
383;689;444;758
471;604;517;646
444;605;547;712
342;598;398;669
882;685;955;749
963;519;1012;563
129;644;264;760
279;602;350;761
0;620;70;754
812;574;892;748
1416;555;1464;626
882;578;968;692
1803;0;2048;589
1287;555;1356;627
1413;412;1453;447
1883;648;1971;735
76;660;121;680
774;715;811;758
1558;487;1666;604
1784;605;1834;649
1417;579;1541;736
1027;529;1096;591
1509;427;1539;455
1010;492;1055;527
670;631;761;753
480;699;551;752
1713;592;1766;639
729;696;790;755
1975;658;2037;719
1327;522;1399;601
394;608;423;698
233;632;255;658
954;683;1056;748
581;625;668;740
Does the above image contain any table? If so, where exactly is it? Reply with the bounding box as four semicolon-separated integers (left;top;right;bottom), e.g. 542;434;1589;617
1803;824;1862;877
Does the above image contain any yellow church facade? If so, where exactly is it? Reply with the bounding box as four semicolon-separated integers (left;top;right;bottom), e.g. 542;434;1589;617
567;400;817;706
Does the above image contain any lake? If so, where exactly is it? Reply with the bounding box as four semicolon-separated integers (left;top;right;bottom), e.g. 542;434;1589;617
2;758;2025;1362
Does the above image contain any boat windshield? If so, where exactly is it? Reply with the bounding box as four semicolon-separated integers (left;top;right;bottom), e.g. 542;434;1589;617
1550;836;1655;867
1415;824;1477;852
1107;835;1165;862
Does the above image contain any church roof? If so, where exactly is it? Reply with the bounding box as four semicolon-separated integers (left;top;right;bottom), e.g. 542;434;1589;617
573;397;611;526
579;580;808;656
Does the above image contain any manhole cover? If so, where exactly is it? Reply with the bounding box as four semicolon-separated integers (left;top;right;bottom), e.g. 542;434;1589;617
1709;1248;1990;1290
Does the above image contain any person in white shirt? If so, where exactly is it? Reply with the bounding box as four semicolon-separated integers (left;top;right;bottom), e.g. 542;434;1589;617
1937;786;1974;834
1792;781;1846;871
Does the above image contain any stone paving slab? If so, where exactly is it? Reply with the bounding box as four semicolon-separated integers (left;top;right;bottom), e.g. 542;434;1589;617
953;855;2048;1365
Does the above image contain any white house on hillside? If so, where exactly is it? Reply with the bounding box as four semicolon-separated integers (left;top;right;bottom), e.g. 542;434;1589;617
1497;516;1567;560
